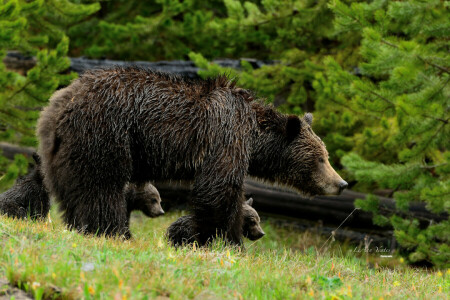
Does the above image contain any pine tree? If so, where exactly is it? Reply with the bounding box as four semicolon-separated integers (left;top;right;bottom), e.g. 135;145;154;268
0;0;99;191
318;0;449;267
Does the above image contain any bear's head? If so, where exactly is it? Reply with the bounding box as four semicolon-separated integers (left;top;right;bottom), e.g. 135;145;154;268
242;198;265;241
281;113;347;196
131;183;165;217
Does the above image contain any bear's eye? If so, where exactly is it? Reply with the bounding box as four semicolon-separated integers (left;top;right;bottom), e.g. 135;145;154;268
318;157;325;163
151;198;157;204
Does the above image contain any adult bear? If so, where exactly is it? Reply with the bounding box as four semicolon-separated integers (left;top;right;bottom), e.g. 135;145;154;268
37;67;347;243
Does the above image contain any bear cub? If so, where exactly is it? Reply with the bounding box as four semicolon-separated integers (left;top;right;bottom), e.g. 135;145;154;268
0;153;50;220
166;198;264;246
125;182;164;221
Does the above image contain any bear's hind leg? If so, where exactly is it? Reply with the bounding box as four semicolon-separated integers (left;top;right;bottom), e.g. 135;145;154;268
62;187;130;239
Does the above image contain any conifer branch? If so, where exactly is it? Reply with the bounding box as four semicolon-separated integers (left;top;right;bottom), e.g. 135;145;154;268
380;39;449;74
327;97;381;120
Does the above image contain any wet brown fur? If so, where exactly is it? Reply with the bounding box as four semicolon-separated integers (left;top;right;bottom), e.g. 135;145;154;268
37;67;345;243
167;198;264;246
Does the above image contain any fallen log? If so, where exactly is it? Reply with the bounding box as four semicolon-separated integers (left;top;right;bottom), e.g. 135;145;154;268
154;179;447;232
0;142;35;160
4;51;270;78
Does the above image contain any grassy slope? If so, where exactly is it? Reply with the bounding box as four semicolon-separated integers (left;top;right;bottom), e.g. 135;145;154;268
0;209;448;300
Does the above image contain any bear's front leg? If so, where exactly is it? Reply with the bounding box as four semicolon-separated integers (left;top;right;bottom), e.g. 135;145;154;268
186;151;247;246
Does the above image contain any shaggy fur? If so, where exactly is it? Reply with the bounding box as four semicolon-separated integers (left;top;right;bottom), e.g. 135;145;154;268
125;182;164;222
0;153;50;220
167;198;264;246
37;67;346;242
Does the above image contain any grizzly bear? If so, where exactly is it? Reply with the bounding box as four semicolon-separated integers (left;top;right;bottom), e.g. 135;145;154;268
125;182;164;221
167;198;264;246
37;67;347;243
0;153;50;220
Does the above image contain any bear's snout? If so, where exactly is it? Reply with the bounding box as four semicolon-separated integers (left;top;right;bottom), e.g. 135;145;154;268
338;180;348;193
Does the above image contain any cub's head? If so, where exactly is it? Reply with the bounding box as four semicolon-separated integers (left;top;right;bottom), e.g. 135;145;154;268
281;113;347;196
127;183;164;217
242;198;265;241
141;183;164;217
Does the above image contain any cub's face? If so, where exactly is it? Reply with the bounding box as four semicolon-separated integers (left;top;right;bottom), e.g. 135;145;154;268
283;113;348;196
242;198;265;241
139;183;165;217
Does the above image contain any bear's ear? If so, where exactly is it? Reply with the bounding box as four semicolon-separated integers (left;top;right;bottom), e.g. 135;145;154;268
304;113;313;126
286;115;301;140
246;198;253;206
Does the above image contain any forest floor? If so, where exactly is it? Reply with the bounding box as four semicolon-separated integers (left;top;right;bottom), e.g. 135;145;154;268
0;209;448;300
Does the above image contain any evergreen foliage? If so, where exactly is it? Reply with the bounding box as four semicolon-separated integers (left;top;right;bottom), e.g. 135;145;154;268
324;0;449;267
0;0;99;190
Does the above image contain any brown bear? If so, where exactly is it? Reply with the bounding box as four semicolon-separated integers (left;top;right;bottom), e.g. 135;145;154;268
125;182;164;221
0;153;50;220
167;198;264;246
37;67;347;243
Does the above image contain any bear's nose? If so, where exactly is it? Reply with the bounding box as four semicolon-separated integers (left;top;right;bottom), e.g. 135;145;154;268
338;180;348;193
159;208;165;215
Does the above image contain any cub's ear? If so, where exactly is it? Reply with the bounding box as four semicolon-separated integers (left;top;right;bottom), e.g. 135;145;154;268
286;115;301;140
304;112;313;126
246;198;254;206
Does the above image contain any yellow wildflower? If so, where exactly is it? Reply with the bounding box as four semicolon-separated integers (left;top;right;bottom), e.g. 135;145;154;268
88;286;95;295
220;258;224;266
52;273;56;279
308;289;314;296
437;271;443;277
119;279;123;288
80;271;85;281
438;286;442;293
399;257;404;263
72;243;77;248
393;281;400;287
226;250;231;259
306;276;312;285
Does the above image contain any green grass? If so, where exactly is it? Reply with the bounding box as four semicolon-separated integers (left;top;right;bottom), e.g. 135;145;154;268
0;209;448;300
